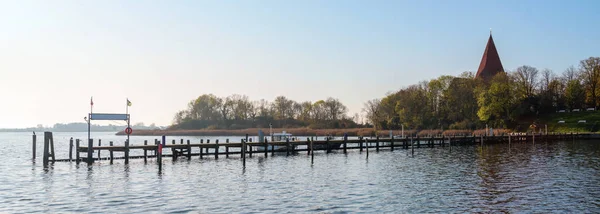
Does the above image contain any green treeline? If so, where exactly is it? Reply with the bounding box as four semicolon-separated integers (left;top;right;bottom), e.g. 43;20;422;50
171;95;364;129
363;57;600;131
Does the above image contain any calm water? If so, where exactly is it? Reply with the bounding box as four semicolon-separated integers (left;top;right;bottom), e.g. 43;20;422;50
1;132;599;213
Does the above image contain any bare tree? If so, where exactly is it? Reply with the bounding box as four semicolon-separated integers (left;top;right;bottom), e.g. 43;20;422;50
512;65;539;98
579;57;600;107
362;98;381;128
540;69;555;92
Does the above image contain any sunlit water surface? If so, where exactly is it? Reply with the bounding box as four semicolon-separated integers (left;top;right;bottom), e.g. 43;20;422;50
1;132;599;213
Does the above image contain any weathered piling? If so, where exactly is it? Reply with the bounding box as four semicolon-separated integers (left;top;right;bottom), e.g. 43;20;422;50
87;138;93;164
110;141;114;164
32;133;36;161
75;140;80;164
69;138;73;162
125;139;130;164
144;140;148;163
310;138;314;164
43;132;55;166
391;135;394;151
97;139;102;159
242;139;247;168
226;139;230;158
200;139;204;159
376;136;380;152
187;140;192;160
264;139;268;158
215;139;219;159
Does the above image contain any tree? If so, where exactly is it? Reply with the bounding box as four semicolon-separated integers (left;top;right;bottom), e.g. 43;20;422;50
565;79;585;110
477;73;515;127
513;65;539;99
323;97;348;121
362;98;382;129
579;57;600;107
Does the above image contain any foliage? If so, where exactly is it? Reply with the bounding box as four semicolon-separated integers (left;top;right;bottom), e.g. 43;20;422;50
364;56;600;131
171;94;362;130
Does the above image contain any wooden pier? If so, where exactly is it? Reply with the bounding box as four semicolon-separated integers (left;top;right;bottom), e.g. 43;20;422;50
32;132;600;166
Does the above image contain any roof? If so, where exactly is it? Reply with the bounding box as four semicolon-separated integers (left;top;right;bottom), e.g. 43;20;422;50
475;34;505;81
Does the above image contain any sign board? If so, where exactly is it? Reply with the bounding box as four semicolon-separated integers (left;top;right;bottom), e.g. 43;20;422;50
125;127;133;135
90;113;129;121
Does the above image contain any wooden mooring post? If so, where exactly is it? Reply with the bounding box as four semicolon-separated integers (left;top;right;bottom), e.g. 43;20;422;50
391;135;394;151
310;138;314;164
97;139;102;159
110;141;114;164
144;140;148;163
200;139;204;159
214;139;219;159
87;138;93;164
125;139;130;164
188;140;192;160
226;139;230;158
32;133;36;161
264;138;268;158
69;138;73;162
43;132;56;166
75;140;80;164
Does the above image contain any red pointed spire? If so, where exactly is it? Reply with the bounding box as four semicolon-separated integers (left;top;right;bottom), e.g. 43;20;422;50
475;33;504;81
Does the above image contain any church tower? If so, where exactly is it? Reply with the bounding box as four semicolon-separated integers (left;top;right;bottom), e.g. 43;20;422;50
475;33;504;81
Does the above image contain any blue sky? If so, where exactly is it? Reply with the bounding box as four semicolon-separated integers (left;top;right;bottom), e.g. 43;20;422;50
0;0;599;128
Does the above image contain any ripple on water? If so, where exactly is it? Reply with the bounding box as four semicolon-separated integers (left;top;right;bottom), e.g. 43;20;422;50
1;133;600;213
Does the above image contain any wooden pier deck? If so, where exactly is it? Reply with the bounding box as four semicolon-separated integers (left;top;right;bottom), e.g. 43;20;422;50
39;132;599;164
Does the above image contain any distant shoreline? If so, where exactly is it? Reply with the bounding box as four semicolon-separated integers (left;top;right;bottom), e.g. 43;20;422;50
115;128;512;137
116;128;378;137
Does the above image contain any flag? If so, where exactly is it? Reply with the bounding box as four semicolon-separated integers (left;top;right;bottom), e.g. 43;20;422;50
90;97;94;106
127;99;132;107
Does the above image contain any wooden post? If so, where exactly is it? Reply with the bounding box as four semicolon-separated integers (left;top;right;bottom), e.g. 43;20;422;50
97;139;102;159
359;137;363;152
200;139;204;159
310;138;314;164
69;138;73;162
125;139;130;164
391;135;394;151
187;140;192;160
508;134;511;147
157;138;163;172
206;139;210;154
215;139;219;159
226;139;229;158
43;132;56;166
76;140;80;164
181;138;184;144
87;138;93;164
110;141;114;164
242;138;246;168
264;138;268;158
249;142;253;158
376;136;380;152
144;140;148;163
32;133;37;161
